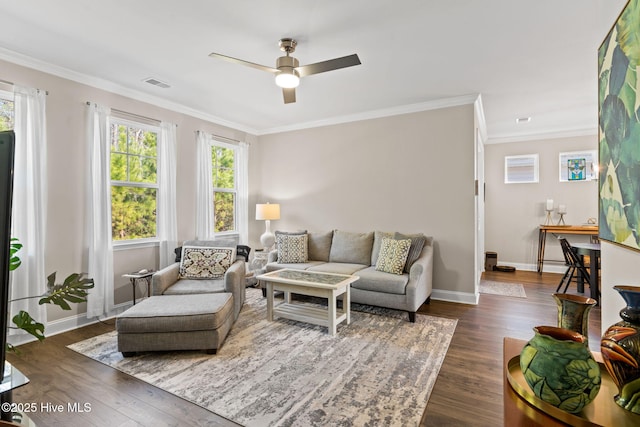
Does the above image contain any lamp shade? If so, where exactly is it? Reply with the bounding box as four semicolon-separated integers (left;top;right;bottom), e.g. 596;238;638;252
256;203;280;221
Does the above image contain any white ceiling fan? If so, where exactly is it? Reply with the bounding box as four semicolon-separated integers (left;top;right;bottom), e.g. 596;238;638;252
209;38;361;104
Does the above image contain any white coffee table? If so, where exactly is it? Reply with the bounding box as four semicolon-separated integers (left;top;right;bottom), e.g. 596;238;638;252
257;269;359;336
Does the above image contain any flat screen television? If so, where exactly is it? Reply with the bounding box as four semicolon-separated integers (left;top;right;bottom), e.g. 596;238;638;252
0;130;15;371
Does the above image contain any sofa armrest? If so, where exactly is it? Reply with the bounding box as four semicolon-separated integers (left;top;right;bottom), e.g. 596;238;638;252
152;263;180;295
267;249;278;263
405;238;434;311
224;259;246;320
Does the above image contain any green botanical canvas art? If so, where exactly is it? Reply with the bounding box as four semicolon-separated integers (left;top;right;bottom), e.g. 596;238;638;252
598;0;640;251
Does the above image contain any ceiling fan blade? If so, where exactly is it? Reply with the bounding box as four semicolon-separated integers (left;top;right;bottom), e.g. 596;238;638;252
296;54;361;77
283;88;296;104
209;52;279;74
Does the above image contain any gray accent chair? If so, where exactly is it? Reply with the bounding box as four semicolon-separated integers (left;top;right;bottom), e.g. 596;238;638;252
152;239;246;321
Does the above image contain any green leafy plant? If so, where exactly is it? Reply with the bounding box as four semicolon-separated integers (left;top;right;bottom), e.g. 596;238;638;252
7;238;94;349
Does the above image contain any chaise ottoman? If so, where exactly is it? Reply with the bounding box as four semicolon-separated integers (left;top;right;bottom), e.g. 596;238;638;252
116;293;234;357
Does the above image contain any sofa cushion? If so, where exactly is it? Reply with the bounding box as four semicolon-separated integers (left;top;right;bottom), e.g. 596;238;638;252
276;231;308;263
308;231;333;261
371;231;394;266
179;246;236;279
116;293;233;332
162;278;226;295
329;230;374;265
353;266;409;295
394;232;428;273
375;238;411;275
307;262;368;275
176;237;241;262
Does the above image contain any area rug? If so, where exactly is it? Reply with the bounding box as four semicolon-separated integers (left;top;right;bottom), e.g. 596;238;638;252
479;280;526;298
68;288;457;427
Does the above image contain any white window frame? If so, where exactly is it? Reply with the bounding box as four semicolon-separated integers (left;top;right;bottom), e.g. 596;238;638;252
558;150;598;182
504;154;539;184
110;117;160;247
211;139;238;237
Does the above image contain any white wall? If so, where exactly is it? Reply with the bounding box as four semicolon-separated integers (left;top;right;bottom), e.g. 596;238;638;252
0;59;256;324
250;105;478;302
484;135;598;271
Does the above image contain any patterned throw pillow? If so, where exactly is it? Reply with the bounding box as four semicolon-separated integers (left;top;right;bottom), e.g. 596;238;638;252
179;246;236;279
375;238;411;275
276;232;309;263
394;232;427;273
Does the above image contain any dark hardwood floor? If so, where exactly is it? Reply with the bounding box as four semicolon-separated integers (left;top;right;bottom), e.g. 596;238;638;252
5;270;599;426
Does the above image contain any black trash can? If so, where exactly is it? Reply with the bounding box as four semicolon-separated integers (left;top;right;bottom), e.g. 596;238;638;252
485;251;497;271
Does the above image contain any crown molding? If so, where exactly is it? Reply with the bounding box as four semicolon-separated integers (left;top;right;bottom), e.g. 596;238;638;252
487;126;597;144
256;94;480;135
0;47;259;135
0;47;597;142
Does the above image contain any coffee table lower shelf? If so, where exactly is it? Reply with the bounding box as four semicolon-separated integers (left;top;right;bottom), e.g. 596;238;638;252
273;302;348;328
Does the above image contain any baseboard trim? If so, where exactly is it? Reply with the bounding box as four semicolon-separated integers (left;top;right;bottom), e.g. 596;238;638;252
431;289;478;305
497;262;566;274
7;301;133;348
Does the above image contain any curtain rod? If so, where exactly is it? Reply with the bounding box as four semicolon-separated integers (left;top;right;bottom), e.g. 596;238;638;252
0;79;49;94
197;130;241;144
86;102;162;125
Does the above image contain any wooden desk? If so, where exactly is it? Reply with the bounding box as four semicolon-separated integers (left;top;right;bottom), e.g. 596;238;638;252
537;225;598;273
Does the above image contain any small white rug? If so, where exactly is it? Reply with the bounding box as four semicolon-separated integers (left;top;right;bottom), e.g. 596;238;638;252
68;288;457;427
479;280;527;298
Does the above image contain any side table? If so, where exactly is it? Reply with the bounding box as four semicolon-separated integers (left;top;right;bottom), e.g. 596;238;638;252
122;270;154;304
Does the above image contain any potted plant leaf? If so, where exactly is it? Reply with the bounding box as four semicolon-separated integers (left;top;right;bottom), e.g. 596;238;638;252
7;238;94;350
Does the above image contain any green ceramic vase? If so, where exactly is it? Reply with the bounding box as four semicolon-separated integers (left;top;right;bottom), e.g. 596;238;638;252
553;293;597;347
520;326;601;413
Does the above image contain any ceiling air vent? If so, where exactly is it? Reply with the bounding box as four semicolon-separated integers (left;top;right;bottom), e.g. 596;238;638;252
143;77;170;89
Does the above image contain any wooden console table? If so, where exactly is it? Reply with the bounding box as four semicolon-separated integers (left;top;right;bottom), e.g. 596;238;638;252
537;225;598;272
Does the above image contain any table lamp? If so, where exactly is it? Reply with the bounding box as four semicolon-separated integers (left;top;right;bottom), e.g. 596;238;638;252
256;203;280;250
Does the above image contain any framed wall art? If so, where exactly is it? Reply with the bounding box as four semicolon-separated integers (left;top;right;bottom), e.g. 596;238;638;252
598;0;640;251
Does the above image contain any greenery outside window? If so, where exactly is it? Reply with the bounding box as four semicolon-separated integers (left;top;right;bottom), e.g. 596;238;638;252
211;142;237;234
110;118;159;243
0;90;14;131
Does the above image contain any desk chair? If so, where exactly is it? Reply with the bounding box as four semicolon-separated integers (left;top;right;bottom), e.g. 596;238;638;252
556;238;592;294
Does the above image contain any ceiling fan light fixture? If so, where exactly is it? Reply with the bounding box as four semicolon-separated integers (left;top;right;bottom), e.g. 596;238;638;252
275;68;300;88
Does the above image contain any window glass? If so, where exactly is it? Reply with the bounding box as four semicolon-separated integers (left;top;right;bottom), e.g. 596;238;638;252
559;150;597;182
110;120;159;241
0;92;14;130
505;154;539;184
211;143;236;234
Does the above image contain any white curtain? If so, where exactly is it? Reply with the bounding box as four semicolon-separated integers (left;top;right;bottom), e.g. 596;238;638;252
195;131;214;239
237;142;249;244
9;85;47;336
85;103;114;318
158;121;178;268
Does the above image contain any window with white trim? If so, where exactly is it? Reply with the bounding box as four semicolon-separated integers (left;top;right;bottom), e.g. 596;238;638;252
109;118;159;242
559;150;597;182
211;141;237;234
505;154;539;184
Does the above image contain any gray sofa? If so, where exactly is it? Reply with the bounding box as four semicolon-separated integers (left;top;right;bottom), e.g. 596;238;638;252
264;230;433;322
